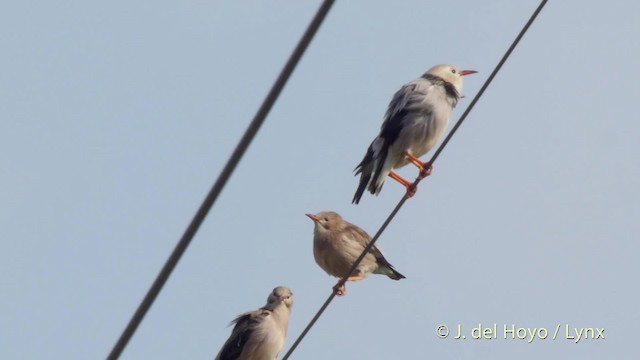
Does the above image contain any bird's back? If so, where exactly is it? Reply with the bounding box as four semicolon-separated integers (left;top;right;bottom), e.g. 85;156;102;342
215;309;285;360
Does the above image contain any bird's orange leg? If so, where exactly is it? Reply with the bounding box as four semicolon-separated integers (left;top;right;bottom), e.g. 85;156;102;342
404;152;433;179
389;171;417;198
332;276;366;296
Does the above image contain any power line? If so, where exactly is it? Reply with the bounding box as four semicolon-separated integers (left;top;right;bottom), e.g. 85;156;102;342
429;1;548;165
105;1;336;359
281;1;548;358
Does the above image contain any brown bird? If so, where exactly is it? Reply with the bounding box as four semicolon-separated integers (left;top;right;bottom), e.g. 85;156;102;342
306;211;405;295
215;286;293;360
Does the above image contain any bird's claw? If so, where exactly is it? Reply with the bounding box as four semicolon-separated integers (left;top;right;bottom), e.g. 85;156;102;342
332;283;346;296
406;184;417;198
417;162;433;179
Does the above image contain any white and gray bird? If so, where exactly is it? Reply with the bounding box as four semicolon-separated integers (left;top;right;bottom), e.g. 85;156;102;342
353;64;477;204
306;211;405;295
215;286;293;360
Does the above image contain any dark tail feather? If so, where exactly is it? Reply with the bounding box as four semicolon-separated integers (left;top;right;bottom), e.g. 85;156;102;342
352;173;370;204
375;255;406;280
387;266;406;280
376;262;405;280
352;148;375;204
366;144;389;196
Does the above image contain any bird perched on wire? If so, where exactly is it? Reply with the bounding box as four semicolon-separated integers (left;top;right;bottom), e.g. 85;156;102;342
353;64;477;204
215;286;293;360
306;211;405;295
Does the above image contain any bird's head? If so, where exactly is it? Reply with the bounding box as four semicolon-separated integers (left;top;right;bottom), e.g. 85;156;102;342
305;211;343;232
426;64;477;94
267;286;293;309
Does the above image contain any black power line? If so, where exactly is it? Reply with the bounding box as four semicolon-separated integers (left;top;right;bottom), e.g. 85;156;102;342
106;1;336;359
281;1;548;358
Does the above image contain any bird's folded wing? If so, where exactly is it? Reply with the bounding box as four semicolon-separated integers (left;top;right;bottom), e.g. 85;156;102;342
341;225;386;258
216;310;271;360
380;83;430;138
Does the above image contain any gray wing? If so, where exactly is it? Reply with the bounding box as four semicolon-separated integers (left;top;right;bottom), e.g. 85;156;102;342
379;82;431;144
352;80;433;204
215;310;270;360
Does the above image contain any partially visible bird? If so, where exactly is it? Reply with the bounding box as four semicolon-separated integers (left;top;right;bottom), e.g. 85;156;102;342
353;64;477;204
215;286;293;360
306;211;405;295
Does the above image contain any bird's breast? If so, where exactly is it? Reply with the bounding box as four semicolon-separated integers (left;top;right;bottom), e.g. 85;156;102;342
392;108;450;164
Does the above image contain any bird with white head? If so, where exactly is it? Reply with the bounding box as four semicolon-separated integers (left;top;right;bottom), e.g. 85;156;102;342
353;64;477;204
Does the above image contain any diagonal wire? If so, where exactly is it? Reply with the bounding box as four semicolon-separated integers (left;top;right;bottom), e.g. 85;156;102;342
106;1;335;359
281;1;548;358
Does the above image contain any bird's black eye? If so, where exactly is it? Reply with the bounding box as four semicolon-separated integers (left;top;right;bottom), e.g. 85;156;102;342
451;68;457;74
323;218;329;222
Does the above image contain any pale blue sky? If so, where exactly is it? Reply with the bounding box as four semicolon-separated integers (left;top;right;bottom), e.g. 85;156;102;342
1;1;638;359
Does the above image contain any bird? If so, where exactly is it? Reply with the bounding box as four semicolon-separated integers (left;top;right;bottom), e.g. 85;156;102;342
353;64;477;204
215;286;293;360
306;211;405;295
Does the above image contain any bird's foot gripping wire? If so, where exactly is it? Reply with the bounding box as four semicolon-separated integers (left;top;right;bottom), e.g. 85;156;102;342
332;276;365;296
404;153;433;179
389;171;418;198
332;282;346;296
